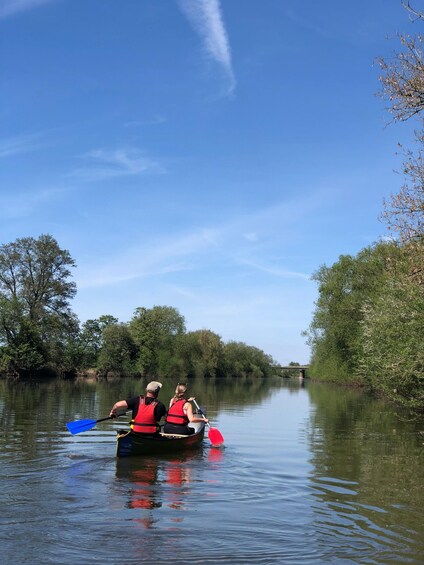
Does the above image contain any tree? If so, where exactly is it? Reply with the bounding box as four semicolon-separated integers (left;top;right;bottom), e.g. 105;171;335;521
128;306;186;376
79;315;119;367
402;1;424;22
0;234;76;323
371;7;424;410
174;330;225;378
223;341;274;378
358;270;424;410
98;323;137;376
305;243;401;382
378;28;424;283
0;234;77;376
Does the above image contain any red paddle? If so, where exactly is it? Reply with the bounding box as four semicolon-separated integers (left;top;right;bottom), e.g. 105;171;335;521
193;399;224;447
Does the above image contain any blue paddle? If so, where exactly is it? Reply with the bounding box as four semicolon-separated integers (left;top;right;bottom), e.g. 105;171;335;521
66;416;114;435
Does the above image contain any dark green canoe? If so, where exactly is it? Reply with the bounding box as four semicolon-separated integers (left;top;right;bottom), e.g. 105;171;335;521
116;421;205;457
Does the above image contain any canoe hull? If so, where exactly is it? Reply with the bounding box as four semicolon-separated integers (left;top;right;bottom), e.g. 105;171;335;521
116;422;205;457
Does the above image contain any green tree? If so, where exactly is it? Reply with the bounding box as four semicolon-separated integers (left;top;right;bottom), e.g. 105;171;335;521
129;306;185;376
98;323;137;376
223;341;275;378
371;8;424;409
305;243;400;382
0;235;77;377
174;329;225;378
79;315;119;367
377;25;424;284
358;272;424;410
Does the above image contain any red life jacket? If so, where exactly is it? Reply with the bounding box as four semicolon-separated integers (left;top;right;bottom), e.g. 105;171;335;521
166;398;189;426
131;396;159;434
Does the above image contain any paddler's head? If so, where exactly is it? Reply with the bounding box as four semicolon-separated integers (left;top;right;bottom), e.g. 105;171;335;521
145;381;162;398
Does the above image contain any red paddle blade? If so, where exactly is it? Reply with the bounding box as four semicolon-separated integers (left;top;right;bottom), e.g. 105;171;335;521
208;427;224;446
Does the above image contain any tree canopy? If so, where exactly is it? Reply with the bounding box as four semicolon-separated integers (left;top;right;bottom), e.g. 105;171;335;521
0;237;276;379
305;5;424;412
0;235;77;377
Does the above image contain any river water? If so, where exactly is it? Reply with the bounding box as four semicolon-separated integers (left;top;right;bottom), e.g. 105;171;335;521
0;376;423;564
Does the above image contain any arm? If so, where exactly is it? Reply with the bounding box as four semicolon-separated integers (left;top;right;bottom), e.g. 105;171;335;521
185;402;208;423
156;401;167;422
109;400;129;418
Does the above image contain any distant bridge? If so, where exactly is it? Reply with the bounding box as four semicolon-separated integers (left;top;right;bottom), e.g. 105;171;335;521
276;365;310;378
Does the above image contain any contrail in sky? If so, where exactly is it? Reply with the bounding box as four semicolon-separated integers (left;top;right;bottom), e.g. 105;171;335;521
177;0;235;94
0;0;55;18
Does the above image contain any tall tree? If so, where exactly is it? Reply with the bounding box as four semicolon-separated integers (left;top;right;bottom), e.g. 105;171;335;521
378;27;424;283
129;306;186;376
98;323;137;376
305;243;401;381
0;234;76;323
79;315;119;367
0;234;76;376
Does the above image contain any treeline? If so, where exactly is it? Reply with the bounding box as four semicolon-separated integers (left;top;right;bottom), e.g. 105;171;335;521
304;11;424;412
0;235;275;380
304;241;423;410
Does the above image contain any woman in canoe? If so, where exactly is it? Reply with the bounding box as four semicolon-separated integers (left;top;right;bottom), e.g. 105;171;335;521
163;383;208;436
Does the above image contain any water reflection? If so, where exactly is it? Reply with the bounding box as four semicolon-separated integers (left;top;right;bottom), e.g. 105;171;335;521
115;451;199;529
1;376;423;564
114;446;226;533
306;383;424;561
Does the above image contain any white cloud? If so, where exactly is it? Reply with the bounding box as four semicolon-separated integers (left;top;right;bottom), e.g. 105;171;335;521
237;258;310;280
76;228;221;289
243;232;258;242
0;133;44;158
177;0;235;94
124;115;167;127
72;147;165;181
0;0;56;18
0;186;66;219
75;197;315;290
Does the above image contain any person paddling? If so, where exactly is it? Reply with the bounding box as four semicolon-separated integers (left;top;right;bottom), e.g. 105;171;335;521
109;381;167;436
163;383;208;436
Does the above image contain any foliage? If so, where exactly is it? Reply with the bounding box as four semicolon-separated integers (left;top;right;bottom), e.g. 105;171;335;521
0;235;76;377
223;341;275;378
306;9;424;412
377;30;424;285
78;315;119;367
280;362;301;378
358;265;424;410
98;323;137;376
0;236;277;380
128;306;186;376
306;243;424;410
174;330;225;378
305;243;399;382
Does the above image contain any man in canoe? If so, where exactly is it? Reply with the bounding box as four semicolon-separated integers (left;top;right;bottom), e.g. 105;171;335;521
109;381;167;435
163;383;208;436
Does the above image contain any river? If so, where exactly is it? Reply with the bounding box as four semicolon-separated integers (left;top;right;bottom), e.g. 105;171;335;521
0;376;423;564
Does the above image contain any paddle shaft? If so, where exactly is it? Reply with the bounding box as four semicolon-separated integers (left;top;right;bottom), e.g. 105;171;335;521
95;416;115;424
192;399;209;428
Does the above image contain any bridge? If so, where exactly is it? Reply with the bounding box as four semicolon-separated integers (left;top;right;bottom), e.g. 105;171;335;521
276;365;310;378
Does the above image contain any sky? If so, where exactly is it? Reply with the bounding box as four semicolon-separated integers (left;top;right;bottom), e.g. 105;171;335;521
0;0;419;365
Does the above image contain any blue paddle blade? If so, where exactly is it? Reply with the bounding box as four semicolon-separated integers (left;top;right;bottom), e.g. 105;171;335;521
66;419;97;435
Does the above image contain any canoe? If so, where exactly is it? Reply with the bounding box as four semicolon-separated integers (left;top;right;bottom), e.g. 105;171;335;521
116;421;205;457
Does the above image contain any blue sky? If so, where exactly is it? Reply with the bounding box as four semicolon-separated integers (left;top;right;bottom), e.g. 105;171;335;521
0;0;417;364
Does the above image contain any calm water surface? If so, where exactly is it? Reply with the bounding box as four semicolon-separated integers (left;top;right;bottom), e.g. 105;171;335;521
0;377;423;564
